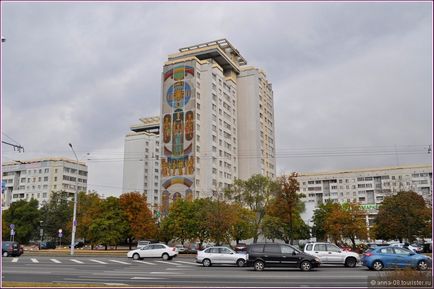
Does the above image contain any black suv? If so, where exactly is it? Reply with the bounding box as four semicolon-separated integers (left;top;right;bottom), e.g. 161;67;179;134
2;241;22;257
246;243;320;271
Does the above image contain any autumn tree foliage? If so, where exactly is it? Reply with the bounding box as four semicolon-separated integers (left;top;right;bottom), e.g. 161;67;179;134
311;200;340;241
373;191;431;242
324;202;368;249
89;196;129;250
225;174;275;242
229;203;256;244
119;192;158;249
266;173;306;244
75;191;102;248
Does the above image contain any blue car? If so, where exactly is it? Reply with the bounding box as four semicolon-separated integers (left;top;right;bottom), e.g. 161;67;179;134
361;246;431;271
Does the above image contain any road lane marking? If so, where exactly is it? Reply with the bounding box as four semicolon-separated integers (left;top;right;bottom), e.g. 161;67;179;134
31;258;39;263
70;259;84;264
89;259;107;264
11;258;18;263
131;277;166;280
155;260;181;265
104;283;128;286
133;260;156;265
174;260;199;265
50;259;61;263
150;272;180;274
109;259;130;265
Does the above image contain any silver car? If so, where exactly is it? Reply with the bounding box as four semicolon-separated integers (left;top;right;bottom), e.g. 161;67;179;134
196;246;247;267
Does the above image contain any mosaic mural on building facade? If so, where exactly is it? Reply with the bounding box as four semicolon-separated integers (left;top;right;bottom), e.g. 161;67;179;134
160;61;196;215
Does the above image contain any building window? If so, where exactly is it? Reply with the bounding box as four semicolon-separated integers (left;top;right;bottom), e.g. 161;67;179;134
197;103;200;109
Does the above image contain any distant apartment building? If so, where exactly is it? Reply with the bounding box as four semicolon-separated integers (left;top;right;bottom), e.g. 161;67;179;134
297;164;432;228
122;117;160;214
159;39;276;214
1;158;88;209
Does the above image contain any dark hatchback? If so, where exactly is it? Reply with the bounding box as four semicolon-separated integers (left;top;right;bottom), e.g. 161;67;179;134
246;243;321;271
2;241;22;257
39;241;57;250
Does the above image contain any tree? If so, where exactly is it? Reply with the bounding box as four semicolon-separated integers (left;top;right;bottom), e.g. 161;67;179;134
324;202;367;249
267;173;306;244
225;174;275;242
119;192;158;249
89;197;129;250
205;199;235;245
164;199;197;244
373;191;431;242
311;200;340;241
229;203;256;244
39;191;72;242
75;191;102;248
2;199;40;243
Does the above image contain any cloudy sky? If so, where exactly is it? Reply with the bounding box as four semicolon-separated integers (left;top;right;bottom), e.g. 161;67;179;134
2;2;432;197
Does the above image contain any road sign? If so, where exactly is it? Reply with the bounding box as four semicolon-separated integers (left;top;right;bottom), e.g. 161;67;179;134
58;229;63;233
58;232;63;238
10;224;14;229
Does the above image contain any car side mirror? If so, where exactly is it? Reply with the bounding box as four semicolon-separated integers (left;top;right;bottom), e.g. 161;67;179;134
409;252;415;256
230;252;234;254
292;251;296;256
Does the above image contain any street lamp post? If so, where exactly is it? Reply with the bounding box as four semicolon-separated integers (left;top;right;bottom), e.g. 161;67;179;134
68;143;79;256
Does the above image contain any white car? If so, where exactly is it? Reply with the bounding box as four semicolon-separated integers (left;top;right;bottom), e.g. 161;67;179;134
175;245;186;253
304;242;360;267
196;246;247;267
127;243;177;260
390;243;422;253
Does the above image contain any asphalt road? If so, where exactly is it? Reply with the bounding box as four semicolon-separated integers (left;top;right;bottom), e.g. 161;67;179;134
0;255;399;287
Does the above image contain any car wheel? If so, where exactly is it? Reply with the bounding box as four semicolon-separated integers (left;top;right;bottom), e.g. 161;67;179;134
300;260;312;271
372;260;384;271
254;260;265;271
132;253;140;260
202;259;212;267
162;253;169;261
417;260;428;271
345;257;357;268
236;259;245;267
3;252;8;257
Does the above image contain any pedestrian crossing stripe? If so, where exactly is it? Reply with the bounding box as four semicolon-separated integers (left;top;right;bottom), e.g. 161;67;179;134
31;258;39;263
133;260;156;265
11;258;18;263
50;259;61;263
109;259;130;265
89;259;107;264
70;259;84;264
174;260;198;265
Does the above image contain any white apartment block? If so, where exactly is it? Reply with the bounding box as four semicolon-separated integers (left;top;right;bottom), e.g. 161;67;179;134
159;39;276;214
122;117;160;214
297;164;432;232
298;164;432;208
1;158;88;209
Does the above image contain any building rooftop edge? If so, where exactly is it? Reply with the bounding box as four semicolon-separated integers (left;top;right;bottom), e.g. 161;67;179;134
295;164;432;177
2;157;87;167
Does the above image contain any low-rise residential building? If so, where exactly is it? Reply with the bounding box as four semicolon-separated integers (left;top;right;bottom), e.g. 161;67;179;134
1;158;88;209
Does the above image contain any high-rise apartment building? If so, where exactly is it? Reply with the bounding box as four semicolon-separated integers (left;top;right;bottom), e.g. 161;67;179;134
159;39;276;214
122;117;160;213
1;158;88;209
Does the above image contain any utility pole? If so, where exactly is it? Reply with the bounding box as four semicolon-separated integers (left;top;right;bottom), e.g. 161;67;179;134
68;143;79;256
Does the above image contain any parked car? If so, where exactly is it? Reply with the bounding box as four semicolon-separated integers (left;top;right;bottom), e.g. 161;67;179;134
361;246;432;271
390;243;423;253
39;241;56;250
246;243;320;271
127;243;177;260
234;243;247;253
196;246;247;267
304;242;360;267
2;241;22;257
175;245;186;253
69;241;85;249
